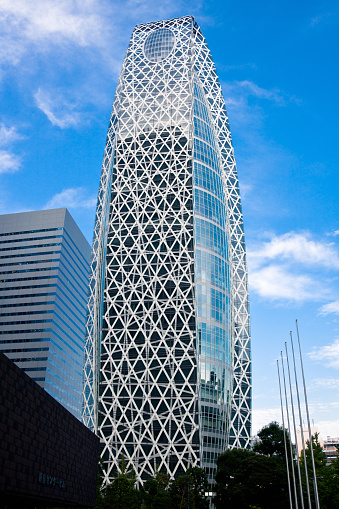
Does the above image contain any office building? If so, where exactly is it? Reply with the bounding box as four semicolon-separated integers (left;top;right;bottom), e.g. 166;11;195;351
0;208;90;419
323;437;339;465
83;16;251;483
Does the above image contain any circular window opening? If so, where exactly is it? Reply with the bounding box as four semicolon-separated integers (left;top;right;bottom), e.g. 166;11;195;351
144;29;175;62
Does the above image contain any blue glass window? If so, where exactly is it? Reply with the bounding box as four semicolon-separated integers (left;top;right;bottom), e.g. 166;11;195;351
194;189;226;228
194;162;224;201
195;218;228;259
195;250;230;291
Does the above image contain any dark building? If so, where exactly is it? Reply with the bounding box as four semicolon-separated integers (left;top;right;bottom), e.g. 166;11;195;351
0;208;91;418
0;351;100;508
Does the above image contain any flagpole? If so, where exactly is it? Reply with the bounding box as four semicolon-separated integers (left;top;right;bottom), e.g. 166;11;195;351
296;320;320;509
286;340;305;509
281;351;299;508
277;359;293;509
290;332;312;508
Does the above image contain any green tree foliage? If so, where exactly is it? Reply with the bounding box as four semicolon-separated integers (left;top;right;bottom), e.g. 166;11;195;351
97;462;208;509
100;455;141;509
169;467;209;509
95;457;105;509
141;471;171;509
213;448;289;509
300;434;339;509
253;421;290;457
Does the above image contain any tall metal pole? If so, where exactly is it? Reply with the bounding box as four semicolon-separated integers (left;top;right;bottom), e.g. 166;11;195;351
296;320;320;509
290;332;312;509
281;351;299;509
286;340;305;509
277;359;293;509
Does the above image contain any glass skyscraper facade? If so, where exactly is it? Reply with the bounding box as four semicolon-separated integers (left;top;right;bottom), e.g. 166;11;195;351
83;16;251;483
0;208;91;419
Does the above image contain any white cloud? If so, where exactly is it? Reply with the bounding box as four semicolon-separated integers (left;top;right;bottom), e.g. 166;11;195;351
248;264;325;301
0;0;198;69
220;79;300;223
319;301;339;316
317;419;339;439
249;232;339;271
34;88;82;128
0;125;23;145
0;123;22;174
309;12;335;28
44;187;96;210
253;405;339;441
247;231;339;303
239;182;253;200
222;80;298;109
236;80;289;105
252;407;282;435
0;0;107;48
309;339;339;369
313;378;339;389
0;150;21;174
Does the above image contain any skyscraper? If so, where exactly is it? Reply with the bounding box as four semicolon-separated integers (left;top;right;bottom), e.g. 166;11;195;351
83;16;251;483
0;208;90;418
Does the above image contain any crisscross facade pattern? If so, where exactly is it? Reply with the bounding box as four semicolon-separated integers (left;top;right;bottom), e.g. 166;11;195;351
82;15;251;485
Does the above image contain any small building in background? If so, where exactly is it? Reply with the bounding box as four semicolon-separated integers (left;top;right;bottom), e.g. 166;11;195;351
296;425;324;455
323;437;339;465
0;208;90;419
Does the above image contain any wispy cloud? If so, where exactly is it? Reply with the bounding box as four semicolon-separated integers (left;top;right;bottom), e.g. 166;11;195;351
239;182;253;200
0;0;108;50
220;78;299;214
317;419;339;438
310;12;337;28
0;0;206;127
222;80;298;108
34;88;82;128
319;301;339;316
0;151;21;174
218;63;258;72
313;378;339;389
327;230;339;237
0;0;201;68
249;232;339;271
254;402;339;439
0;125;23;144
247;231;339;303
309;339;339;369
44;187;96;210
252;407;281;435
249;264;325;301
0;123;22;174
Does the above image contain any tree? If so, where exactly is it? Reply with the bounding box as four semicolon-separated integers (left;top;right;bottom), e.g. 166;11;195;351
300;433;339;509
169;467;209;509
95;457;105;509
141;471;171;509
101;455;142;509
213;447;289;509
253;421;290;457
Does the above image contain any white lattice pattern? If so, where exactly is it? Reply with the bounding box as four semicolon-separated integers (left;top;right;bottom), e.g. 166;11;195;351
82;16;251;486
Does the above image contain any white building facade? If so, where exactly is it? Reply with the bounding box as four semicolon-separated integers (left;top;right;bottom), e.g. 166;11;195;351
82;16;251;483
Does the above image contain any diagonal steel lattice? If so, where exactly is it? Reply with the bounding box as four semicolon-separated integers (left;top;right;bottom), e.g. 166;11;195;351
82;15;251;485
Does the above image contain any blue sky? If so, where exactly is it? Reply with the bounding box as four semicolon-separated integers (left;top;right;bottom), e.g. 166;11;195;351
0;0;338;438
